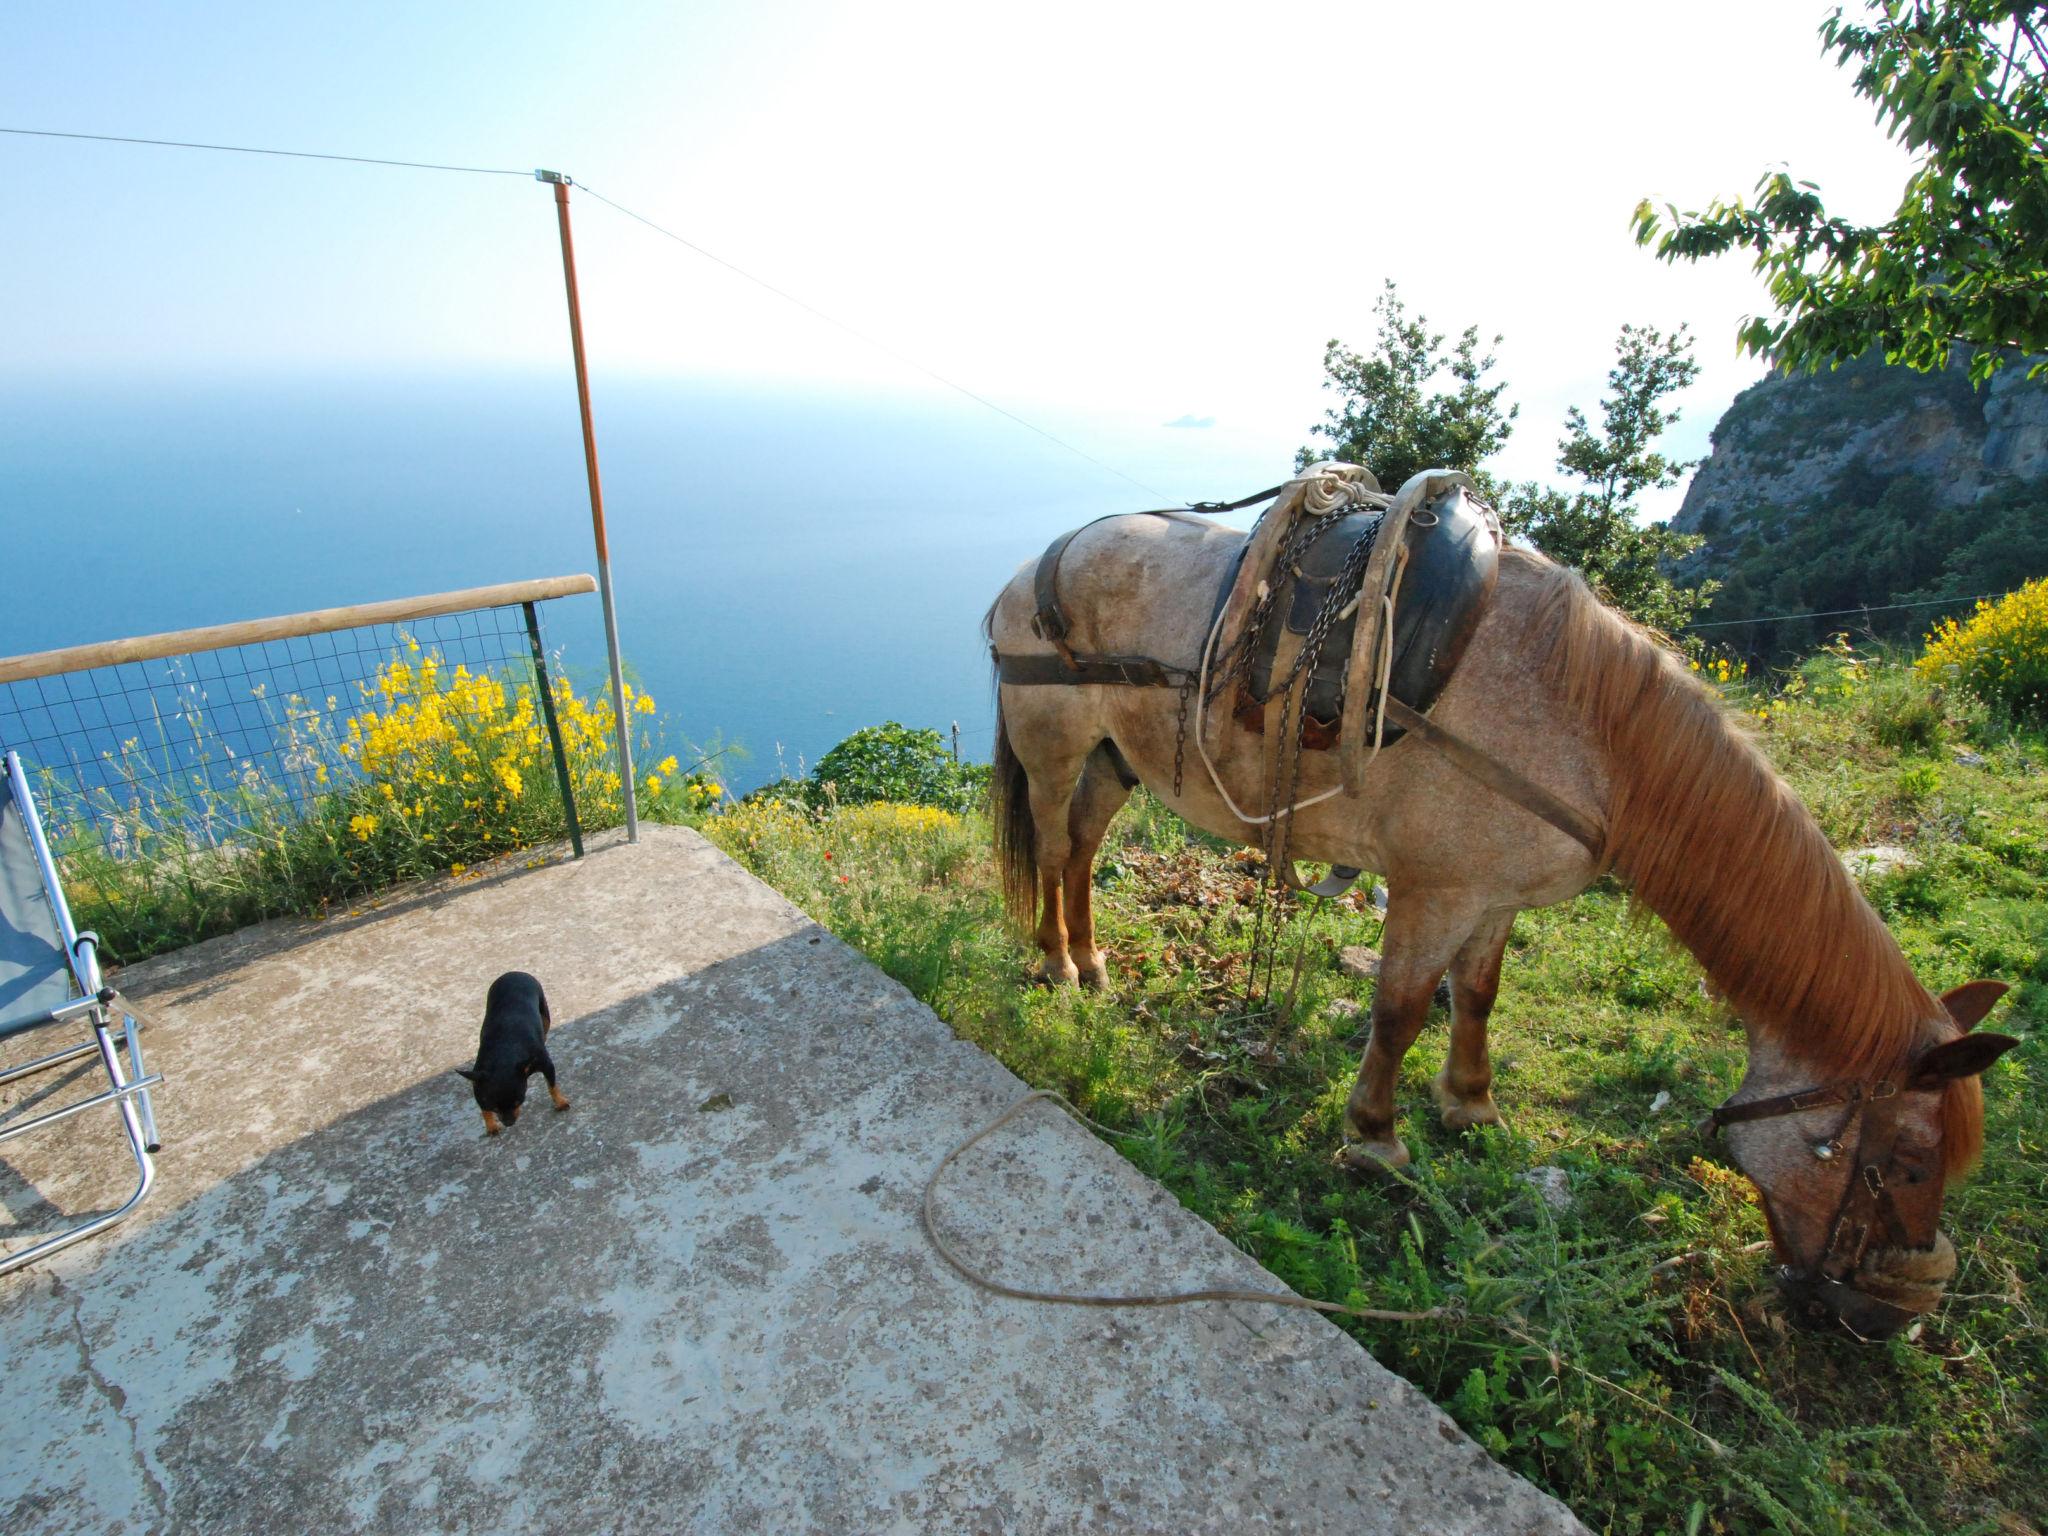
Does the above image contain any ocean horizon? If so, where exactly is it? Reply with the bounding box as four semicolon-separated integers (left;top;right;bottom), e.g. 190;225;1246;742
2;372;1288;791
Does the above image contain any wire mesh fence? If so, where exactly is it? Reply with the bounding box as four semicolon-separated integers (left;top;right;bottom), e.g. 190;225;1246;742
0;583;669;961
1;607;557;859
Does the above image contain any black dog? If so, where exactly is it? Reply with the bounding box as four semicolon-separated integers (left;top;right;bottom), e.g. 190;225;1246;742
456;972;569;1136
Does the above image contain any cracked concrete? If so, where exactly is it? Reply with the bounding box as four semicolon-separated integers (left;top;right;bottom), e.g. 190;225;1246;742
0;826;1585;1534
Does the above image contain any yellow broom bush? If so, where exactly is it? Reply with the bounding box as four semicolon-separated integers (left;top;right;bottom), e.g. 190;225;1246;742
1917;578;2048;723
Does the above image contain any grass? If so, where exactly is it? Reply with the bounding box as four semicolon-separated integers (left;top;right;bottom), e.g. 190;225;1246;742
703;652;2046;1536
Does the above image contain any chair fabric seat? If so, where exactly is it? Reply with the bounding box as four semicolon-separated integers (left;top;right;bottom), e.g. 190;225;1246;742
0;772;76;1039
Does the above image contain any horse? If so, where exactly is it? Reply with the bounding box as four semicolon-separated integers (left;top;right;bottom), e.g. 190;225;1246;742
984;497;2017;1339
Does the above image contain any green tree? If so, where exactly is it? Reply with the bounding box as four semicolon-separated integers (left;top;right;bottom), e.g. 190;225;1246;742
1509;325;1720;636
1634;2;2048;381
1297;281;1517;494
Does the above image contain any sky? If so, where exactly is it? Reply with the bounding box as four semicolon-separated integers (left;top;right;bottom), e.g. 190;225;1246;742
4;1;1918;516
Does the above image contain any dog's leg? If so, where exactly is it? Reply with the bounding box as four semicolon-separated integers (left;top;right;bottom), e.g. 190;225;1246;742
481;1110;504;1136
539;1052;570;1112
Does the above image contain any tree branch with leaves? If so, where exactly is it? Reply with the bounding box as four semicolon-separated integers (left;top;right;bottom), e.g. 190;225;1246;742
1634;1;2048;381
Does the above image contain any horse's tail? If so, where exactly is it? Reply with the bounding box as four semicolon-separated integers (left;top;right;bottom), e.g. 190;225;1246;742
990;699;1038;926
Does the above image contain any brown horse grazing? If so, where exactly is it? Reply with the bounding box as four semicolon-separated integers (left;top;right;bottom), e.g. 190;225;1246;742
985;508;2018;1339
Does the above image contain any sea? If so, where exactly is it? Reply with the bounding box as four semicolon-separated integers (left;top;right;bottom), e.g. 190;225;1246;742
1;374;1287;793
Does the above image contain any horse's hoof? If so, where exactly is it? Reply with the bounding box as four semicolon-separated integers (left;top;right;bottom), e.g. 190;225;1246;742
1077;953;1111;990
1035;956;1082;987
1432;1071;1503;1132
1338;1137;1411;1173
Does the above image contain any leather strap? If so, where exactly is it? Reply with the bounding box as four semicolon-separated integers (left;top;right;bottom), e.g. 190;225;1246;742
1702;1082;1864;1132
996;651;1194;689
993;653;1603;861
1379;697;1605;859
1136;484;1292;517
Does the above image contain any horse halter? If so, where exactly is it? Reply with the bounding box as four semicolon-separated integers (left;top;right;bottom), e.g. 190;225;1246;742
1703;1073;1945;1332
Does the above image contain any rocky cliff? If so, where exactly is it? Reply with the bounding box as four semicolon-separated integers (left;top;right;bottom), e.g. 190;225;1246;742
1667;351;2048;656
1676;350;2048;554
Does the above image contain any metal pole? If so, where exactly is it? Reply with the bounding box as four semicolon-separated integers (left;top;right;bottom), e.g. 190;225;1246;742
524;601;584;859
537;169;638;842
951;721;960;765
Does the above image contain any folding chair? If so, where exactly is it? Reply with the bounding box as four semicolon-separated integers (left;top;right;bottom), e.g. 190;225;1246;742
0;749;162;1276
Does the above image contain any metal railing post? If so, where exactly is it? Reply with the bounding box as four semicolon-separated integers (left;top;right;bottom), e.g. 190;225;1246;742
537;169;638;842
524;602;584;859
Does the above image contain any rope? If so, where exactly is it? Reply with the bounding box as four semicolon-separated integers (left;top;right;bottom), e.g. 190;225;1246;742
0;125;528;176
922;1089;1459;1325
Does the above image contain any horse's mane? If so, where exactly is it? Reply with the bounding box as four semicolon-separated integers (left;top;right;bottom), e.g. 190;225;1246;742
1521;553;1983;1174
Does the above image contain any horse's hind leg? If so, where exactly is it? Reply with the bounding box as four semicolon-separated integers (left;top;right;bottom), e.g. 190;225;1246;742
1431;909;1515;1132
1063;745;1135;989
1022;735;1096;987
1341;887;1487;1171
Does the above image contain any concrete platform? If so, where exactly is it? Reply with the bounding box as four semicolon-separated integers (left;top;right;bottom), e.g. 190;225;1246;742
0;826;1584;1535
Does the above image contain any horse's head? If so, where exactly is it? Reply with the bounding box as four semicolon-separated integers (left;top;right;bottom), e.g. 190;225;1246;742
1712;981;2017;1340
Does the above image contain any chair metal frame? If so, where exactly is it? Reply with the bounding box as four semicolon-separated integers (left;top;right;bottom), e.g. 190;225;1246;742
0;749;162;1276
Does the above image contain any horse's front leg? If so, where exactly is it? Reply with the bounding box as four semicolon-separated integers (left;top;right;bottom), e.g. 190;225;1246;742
1432;909;1516;1131
1341;889;1483;1171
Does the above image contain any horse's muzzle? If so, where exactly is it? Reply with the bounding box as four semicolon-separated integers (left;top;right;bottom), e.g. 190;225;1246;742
1777;1232;1956;1340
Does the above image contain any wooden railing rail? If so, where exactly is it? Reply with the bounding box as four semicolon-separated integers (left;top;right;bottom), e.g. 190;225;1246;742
0;575;599;686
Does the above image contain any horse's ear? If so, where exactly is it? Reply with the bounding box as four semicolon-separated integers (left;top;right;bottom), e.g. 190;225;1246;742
1939;980;2011;1032
1913;1033;2020;1087
453;1067;480;1084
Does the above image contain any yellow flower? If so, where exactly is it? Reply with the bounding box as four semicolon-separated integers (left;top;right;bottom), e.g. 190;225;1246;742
350;812;380;841
635;694;656;714
658;755;679;777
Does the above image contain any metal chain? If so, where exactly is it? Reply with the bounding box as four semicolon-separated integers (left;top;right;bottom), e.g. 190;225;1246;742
1171;676;1193;798
1238;516;1379;1008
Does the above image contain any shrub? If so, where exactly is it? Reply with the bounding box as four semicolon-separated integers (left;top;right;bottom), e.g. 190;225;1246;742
788;722;985;813
1859;667;1946;751
1917;578;2048;724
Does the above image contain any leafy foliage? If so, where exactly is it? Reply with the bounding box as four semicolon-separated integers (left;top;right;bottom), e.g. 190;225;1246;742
1634;2;2048;379
753;721;987;813
1918;575;2048;722
1688;471;2048;660
1297;280;1517;496
1507;325;1720;635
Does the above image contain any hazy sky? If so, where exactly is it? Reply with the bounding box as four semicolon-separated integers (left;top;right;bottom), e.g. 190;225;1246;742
6;1;1915;511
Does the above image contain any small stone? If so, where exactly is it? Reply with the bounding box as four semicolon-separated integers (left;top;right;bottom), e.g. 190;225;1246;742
1519;1165;1573;1212
1843;844;1917;879
1327;998;1363;1020
1953;749;1985;767
1369;885;1389;912
1650;1090;1672;1114
1337;945;1381;980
